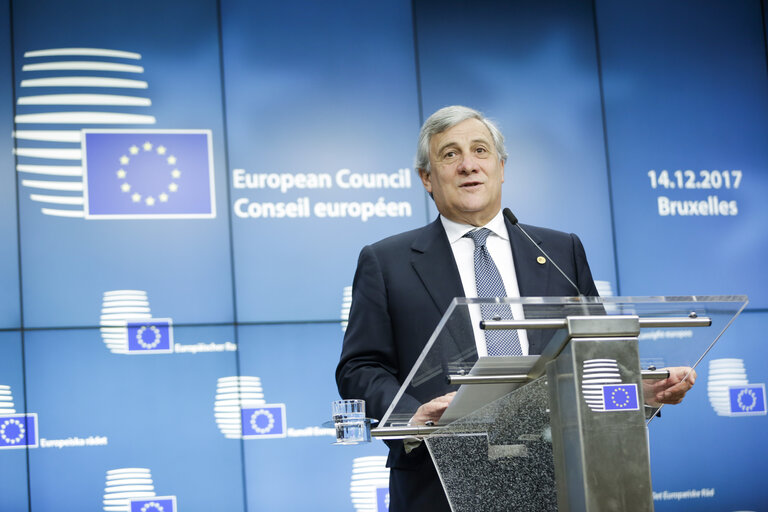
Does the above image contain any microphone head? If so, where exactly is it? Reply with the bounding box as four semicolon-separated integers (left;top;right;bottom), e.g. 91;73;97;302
502;208;518;225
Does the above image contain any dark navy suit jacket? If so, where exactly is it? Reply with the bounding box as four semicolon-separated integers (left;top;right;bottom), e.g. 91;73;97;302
336;216;599;511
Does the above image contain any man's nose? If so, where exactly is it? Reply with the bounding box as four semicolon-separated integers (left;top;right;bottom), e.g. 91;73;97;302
457;153;479;174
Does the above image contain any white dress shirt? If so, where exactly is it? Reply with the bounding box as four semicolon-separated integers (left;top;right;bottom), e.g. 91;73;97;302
440;210;530;355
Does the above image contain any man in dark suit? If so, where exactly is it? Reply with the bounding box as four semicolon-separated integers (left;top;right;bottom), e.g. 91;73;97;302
336;106;694;511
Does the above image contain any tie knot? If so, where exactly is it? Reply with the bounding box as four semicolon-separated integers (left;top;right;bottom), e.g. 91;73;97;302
464;228;492;248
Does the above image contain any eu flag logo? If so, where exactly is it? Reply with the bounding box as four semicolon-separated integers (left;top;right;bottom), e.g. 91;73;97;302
82;130;215;219
376;487;390;511
241;404;287;439
129;496;177;512
601;384;640;412
0;413;38;449
127;319;174;354
728;384;767;416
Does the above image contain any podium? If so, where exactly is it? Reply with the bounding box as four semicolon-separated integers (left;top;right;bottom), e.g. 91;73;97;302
370;296;748;511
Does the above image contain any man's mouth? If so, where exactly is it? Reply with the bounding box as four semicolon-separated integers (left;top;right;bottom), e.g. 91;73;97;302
460;181;483;188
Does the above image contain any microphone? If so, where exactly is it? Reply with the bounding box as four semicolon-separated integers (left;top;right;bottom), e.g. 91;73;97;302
503;208;583;297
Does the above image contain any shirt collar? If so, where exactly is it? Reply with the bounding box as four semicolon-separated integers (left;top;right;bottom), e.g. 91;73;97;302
440;209;509;244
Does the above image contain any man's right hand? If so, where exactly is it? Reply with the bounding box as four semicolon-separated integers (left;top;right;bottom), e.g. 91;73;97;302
411;392;457;425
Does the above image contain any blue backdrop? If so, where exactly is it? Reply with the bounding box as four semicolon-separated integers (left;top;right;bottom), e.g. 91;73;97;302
1;0;766;511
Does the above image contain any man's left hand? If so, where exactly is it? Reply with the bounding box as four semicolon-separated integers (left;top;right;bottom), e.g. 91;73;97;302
644;366;697;406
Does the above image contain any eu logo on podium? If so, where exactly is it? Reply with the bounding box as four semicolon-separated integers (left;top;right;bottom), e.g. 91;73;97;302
601;384;640;412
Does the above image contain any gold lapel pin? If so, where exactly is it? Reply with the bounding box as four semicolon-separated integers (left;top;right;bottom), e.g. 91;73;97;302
537;256;546;265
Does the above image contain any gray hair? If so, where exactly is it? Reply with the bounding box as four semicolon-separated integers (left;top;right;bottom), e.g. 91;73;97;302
415;105;507;174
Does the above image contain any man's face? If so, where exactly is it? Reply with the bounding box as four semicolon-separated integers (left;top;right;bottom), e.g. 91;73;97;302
419;118;505;226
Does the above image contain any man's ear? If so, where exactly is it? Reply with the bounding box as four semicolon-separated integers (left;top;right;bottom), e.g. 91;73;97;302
418;168;432;194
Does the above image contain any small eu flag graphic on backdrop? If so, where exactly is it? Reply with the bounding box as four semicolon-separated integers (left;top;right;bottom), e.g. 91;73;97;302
728;384;766;416
241;404;287;439
0;413;38;449
601;384;640;411
127;319;174;354
82;130;215;219
376;487;390;511
129;496;177;512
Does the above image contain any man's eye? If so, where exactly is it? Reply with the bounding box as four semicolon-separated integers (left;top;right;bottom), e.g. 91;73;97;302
444;151;456;159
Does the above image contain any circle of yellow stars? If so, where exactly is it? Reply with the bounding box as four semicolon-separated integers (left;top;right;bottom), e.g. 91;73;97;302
116;141;181;206
135;324;162;349
0;418;25;444
609;387;631;408
249;409;276;434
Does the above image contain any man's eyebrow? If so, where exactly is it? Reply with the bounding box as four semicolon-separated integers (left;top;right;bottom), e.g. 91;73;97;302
435;141;458;155
435;137;491;155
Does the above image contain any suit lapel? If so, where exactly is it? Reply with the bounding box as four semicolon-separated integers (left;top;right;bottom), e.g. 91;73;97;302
506;219;553;355
410;218;465;315
410;218;476;370
507;219;551;297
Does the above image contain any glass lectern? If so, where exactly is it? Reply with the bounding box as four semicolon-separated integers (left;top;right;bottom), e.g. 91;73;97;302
370;295;748;512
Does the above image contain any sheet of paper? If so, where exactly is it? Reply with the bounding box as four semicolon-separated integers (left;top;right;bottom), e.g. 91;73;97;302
439;355;540;425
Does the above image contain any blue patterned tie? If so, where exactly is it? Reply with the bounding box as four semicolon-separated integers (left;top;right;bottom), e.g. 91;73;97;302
464;228;522;356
